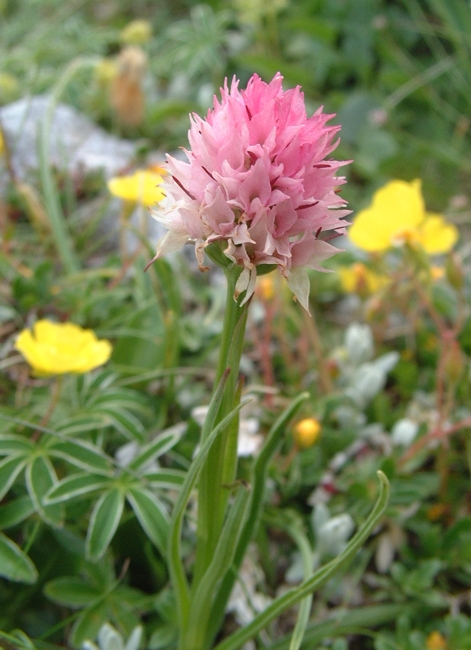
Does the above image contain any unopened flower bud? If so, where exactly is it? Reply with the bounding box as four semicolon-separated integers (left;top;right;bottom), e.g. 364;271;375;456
121;19;152;45
443;339;465;383
445;252;464;290
293;418;321;448
110;46;147;126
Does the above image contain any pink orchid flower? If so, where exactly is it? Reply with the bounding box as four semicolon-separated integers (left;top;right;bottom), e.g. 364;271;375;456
150;73;350;310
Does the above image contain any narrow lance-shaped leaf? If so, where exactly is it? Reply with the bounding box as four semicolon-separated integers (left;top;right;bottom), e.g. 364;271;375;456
127;487;169;556
86;489;125;562
0;456;28;501
45;473;113;505
44;576;103;607
25;456;64;527
48;439;113;475
128;424;186;471
94;408;146;442
0;495;34;530
0;532;38;584
0;435;34;455
144;469;186;489
213;471;390;650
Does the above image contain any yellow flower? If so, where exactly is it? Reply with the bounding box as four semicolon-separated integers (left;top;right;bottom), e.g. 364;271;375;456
349;180;458;255
120;19;152;45
293;418;321;449
15;320;112;376
339;262;389;296
107;168;166;207
0;131;4;156
257;276;275;301
426;631;447;650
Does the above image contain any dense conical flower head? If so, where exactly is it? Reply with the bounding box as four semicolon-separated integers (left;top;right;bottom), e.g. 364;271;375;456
152;73;350;309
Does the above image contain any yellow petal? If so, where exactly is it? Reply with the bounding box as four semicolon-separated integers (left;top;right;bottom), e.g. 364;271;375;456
15;320;112;376
108;169;166;207
419;213;459;254
339;263;389;295
349;179;425;252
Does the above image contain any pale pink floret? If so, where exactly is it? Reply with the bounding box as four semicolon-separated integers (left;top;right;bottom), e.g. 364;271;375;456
151;73;350;310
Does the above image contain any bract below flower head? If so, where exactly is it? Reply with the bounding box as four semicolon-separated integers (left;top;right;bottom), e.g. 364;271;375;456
108;168;166;208
15;320;112;376
150;73;350;310
349;179;458;255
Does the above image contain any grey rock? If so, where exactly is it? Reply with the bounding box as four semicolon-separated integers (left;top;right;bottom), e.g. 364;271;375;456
0;95;136;187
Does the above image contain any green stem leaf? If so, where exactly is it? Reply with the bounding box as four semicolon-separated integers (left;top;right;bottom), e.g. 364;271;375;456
213;471;390;650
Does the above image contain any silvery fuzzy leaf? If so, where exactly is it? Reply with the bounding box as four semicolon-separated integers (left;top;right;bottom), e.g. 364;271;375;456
345;323;374;366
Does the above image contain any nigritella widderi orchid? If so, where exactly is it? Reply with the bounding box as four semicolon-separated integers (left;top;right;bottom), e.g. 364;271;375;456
148;72;350;310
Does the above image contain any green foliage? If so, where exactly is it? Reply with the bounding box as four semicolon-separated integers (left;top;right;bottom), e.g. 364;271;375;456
1;0;471;648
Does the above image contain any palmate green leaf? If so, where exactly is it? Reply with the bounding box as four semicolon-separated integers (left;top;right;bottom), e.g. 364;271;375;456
45;473;112;505
86;489;125;562
128;425;186;472
144;469;186;489
25;456;64;527
71;600;108;648
44;576;103;607
127;487;169;555
48;438;113;475
0;455;28;501
0;495;35;530
0;434;34;455
0;532;38;583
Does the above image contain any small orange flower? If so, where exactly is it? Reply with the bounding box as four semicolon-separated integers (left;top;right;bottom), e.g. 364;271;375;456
426;631;447;650
293;418;321;449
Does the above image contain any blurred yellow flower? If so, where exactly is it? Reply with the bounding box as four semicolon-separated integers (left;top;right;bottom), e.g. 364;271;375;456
121;19;152;45
15;320;112;376
349;180;458;255
293;418;321;449
0;130;4;156
257;275;275;301
339;262;389;296
430;266;445;281
108;168;166;207
0;72;19;101
426;631;447;650
94;58;118;87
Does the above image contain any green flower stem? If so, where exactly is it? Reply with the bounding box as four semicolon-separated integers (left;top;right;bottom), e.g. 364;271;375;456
205;392;309;648
192;263;249;589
